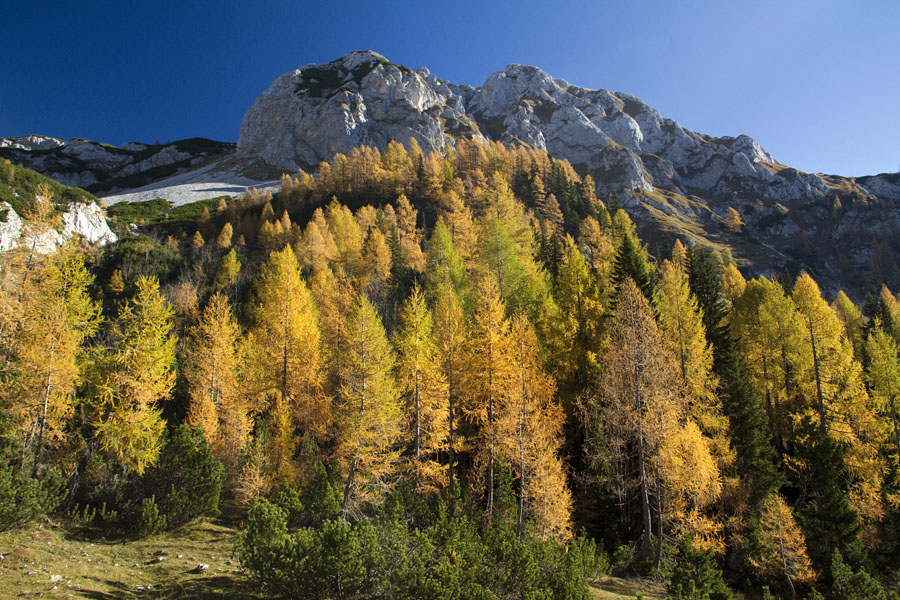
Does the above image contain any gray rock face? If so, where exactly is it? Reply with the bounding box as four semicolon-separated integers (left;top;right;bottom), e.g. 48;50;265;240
236;51;900;296
238;51;477;171
239;53;900;209
0;201;117;253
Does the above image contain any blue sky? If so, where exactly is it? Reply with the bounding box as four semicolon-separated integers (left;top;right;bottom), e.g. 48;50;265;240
2;1;897;177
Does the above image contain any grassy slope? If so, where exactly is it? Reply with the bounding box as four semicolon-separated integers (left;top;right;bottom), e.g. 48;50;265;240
0;158;97;218
0;516;267;599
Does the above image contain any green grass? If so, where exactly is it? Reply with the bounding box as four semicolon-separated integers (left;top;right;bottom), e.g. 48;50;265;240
590;575;666;599
0;515;269;599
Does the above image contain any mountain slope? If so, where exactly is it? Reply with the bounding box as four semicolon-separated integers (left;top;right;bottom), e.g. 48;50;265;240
236;51;900;296
0;136;234;194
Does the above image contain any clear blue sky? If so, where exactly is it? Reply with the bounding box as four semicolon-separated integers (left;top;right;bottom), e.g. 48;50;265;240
2;1;897;177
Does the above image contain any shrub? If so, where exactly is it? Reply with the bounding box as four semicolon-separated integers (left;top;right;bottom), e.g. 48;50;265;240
668;538;733;600
0;466;62;531
139;425;225;529
138;495;167;535
237;489;593;600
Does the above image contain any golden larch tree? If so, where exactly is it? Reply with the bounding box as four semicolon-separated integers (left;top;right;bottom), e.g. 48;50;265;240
336;294;403;515
750;493;816;600
249;246;328;482
433;283;466;516
2;246;101;475
95;275;176;475
394;284;448;495
186;293;251;478
503;313;571;540
459;276;517;521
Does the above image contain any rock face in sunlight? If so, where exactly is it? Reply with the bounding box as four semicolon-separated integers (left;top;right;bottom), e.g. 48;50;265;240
236;50;900;296
0;201;117;252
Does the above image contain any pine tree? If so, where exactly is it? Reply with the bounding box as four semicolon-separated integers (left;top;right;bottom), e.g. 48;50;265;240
394;285;448;495
611;230;656;308
95;275;176;475
336;294;403;514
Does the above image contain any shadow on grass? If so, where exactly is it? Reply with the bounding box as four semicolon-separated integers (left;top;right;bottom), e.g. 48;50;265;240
78;574;270;600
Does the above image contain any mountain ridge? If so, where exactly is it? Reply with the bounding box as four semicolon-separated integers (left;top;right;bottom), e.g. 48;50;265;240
4;50;900;297
234;51;900;296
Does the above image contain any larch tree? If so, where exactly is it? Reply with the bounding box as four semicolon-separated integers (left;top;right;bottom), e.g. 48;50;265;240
216;222;234;249
865;327;900;457
597;278;684;564
549;237;606;394
750;492;816;600
215;248;241;291
657;246;731;469
2;246;100;475
731;277;808;449
433;283;466;517
793;272;885;544
94;275;176;476
309;263;355;388
459;276;517;521
249;246;328;482
832;291;865;361
504;313;571;540
336;294;403;515
394;284;448;495
424;219;470;306
185;292;250;478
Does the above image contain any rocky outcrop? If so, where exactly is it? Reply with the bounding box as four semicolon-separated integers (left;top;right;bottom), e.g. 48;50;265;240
238;51;478;172
0;137;234;193
238;53;900;210
234;51;900;295
0;201;117;253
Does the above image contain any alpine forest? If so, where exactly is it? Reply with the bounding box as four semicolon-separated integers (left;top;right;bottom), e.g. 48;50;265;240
4;139;900;600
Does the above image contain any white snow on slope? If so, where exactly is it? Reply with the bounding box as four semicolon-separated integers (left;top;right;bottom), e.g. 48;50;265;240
100;159;281;207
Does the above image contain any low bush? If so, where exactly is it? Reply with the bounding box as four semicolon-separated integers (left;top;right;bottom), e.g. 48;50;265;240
237;488;601;600
0;466;63;531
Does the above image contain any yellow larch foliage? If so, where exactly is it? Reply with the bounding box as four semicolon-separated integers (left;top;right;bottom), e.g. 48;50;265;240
750;493;816;596
2;246;101;474
95;275;176;475
249;246;328;482
503;314;572;541
336;294;403;515
394;285;448;495
459;276;517;520
657;250;732;472
216;222;233;249
792;272;885;534
433;284;467;515
186;293;251;478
